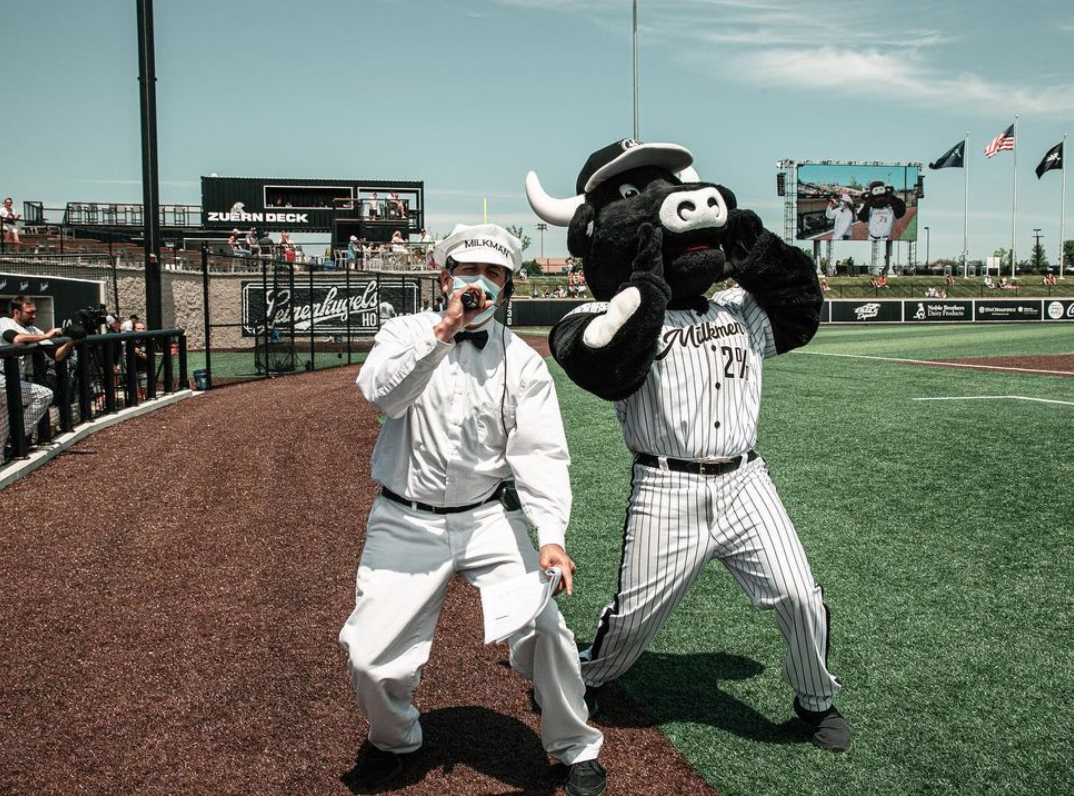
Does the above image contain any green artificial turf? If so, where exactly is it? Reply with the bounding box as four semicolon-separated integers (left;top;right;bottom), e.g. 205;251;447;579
185;350;366;380
553;323;1074;796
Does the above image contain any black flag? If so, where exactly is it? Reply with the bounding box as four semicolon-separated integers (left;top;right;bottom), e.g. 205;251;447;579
929;139;965;170
1035;141;1064;179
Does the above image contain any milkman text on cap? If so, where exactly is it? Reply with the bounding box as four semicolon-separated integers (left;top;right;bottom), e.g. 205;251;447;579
432;223;522;272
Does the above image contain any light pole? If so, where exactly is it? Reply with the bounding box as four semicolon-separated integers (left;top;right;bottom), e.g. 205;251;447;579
1032;228;1043;271
536;222;547;261
923;226;929;269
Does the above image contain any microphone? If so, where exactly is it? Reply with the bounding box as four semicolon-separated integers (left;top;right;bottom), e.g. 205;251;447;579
460;290;484;310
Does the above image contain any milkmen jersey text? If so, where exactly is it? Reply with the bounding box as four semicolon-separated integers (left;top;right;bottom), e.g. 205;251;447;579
572;287;775;459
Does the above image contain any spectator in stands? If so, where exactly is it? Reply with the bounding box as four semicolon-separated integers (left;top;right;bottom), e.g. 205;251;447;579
1043;271;1057;287
133;321;150;400
1;197;22;244
421;299;430;312
0;296;74;451
120;314;139;333
280;231;291;248
347;235;360;268
419;228;432;255
945;273;955;289
389;192;407;219
820;276;831;293
367;193;380;220
246;228;261;257
984;275;996;289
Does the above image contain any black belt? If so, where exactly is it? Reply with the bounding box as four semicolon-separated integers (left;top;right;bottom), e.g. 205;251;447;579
635;450;758;476
380;483;505;514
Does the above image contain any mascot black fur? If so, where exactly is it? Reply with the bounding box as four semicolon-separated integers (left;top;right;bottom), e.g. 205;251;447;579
525;139;852;752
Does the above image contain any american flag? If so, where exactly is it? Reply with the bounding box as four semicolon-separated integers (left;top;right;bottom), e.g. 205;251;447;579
984;124;1015;158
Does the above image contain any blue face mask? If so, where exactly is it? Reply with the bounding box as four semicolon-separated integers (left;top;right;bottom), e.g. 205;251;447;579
451;274;502;327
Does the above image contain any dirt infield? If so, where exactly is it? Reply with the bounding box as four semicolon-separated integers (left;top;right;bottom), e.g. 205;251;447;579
0;365;716;796
919;353;1074;376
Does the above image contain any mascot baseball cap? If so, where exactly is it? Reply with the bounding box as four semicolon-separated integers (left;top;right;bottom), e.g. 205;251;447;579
433;223;522;272
577;138;694;194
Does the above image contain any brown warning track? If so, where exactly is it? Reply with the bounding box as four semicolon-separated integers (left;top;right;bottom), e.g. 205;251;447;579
918;353;1074;376
0;364;717;796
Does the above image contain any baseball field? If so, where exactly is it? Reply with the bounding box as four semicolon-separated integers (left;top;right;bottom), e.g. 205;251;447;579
2;322;1071;796
553;322;1074;796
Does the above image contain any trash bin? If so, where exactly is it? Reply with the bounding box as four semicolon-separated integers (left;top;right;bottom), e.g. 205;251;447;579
193;369;210;391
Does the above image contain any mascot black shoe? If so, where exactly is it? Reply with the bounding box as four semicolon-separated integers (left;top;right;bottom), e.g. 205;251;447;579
527;139;850;750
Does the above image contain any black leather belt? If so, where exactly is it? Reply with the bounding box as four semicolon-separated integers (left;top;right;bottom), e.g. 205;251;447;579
634;450;758;476
380;483;505;514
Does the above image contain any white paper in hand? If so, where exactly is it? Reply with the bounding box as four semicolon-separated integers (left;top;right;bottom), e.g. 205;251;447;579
480;566;561;645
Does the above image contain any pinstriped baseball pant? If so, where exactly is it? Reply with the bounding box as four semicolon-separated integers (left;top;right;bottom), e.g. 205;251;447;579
0;375;52;446
580;456;841;712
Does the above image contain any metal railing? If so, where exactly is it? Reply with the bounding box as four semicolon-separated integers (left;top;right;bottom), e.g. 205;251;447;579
819;282;1074;299
63;202;202;228
2;328;188;464
337;241;435;271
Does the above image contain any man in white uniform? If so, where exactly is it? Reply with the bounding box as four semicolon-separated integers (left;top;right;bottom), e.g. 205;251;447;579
339;224;607;795
825;194;855;240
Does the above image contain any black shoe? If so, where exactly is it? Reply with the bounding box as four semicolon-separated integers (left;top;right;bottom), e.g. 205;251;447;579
794;698;852;752
355;744;406;787
584;685;603;718
565;759;607;796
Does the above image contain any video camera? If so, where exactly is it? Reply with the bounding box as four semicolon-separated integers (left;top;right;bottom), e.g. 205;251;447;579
66;304;112;340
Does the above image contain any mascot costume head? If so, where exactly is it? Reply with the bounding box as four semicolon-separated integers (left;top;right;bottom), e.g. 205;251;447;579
527;138;748;311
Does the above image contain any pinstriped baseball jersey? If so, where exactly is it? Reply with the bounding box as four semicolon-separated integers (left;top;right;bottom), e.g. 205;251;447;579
614;287;776;459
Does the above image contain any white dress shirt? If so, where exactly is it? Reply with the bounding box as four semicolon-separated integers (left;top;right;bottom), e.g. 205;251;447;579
358;311;572;550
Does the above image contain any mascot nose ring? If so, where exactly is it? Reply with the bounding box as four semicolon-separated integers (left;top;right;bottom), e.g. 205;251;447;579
659;186;728;233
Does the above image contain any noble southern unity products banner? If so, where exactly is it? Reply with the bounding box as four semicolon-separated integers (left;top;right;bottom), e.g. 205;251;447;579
903;300;974;322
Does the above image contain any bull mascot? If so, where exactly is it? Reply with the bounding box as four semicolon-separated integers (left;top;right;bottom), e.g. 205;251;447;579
526;139;851;751
857;179;906;242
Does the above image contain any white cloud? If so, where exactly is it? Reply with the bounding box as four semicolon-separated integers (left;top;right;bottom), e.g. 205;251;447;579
490;0;1072;117
719;46;1074;117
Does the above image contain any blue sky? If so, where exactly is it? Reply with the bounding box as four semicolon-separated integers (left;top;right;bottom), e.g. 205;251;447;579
3;0;1071;263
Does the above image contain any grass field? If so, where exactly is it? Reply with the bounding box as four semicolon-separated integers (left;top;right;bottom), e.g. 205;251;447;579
185;350;367;380
553;323;1074;796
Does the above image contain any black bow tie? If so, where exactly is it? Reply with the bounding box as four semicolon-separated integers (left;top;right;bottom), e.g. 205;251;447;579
454;330;488;350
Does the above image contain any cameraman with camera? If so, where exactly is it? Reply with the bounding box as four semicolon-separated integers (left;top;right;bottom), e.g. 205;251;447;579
0;296;75;453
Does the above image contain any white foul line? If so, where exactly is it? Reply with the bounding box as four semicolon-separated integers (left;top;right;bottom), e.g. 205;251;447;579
912;395;1074;406
797;350;1074;376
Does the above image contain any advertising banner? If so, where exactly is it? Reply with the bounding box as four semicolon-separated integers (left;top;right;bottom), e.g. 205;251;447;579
829;300;902;323
904;300;973;322
241;279;381;337
1044;299;1074;321
975;300;1043;322
797;163;920;242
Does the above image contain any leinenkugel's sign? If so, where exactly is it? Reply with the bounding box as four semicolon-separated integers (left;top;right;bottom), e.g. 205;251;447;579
241;280;380;337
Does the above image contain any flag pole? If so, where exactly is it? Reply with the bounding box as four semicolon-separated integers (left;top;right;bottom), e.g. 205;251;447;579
964;131;970;277
1061;135;1068;279
1011;116;1018;279
632;0;639;140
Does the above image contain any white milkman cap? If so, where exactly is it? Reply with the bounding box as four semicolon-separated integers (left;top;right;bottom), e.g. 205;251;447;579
432;223;522;272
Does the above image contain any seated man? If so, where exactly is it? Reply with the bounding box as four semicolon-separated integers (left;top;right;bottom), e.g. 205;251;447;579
0;296;74;451
339;224;606;796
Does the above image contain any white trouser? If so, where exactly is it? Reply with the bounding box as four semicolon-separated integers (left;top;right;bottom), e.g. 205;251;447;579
580;456;842;712
0;375;52;445
339;495;603;764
